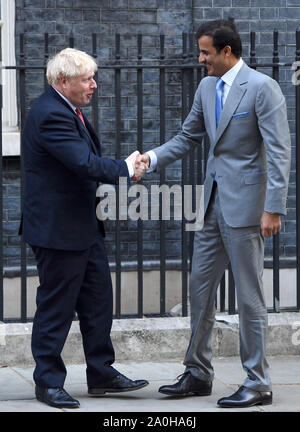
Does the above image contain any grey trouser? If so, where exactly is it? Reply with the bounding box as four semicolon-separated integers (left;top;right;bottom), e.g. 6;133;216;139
184;184;271;391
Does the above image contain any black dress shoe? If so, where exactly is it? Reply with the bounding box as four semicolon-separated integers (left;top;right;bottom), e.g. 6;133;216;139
35;386;80;409
88;373;149;395
217;386;272;408
158;371;212;397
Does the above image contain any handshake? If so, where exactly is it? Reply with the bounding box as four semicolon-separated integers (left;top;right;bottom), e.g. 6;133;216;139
125;151;151;181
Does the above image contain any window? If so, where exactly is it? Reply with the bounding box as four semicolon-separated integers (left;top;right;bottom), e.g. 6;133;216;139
1;0;19;156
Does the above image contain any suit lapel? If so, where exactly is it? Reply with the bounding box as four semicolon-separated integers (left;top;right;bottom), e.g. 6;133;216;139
76;116;100;156
206;77;218;142
214;63;249;146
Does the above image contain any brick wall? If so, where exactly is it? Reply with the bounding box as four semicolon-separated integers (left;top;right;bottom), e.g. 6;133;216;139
3;0;298;268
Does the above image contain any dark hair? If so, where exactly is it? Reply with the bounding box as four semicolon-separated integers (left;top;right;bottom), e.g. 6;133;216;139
195;19;242;58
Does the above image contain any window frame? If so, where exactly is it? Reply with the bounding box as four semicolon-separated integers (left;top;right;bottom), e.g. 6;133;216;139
1;0;19;156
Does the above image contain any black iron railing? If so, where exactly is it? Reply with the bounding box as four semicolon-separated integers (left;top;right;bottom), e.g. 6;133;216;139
0;30;299;322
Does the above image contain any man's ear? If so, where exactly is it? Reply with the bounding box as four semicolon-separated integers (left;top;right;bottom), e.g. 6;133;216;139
58;75;69;88
223;45;232;57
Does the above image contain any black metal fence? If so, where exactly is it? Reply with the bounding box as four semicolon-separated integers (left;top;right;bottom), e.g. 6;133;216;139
1;30;300;322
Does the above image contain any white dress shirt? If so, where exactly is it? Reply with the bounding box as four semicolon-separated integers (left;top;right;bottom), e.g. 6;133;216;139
220;57;244;105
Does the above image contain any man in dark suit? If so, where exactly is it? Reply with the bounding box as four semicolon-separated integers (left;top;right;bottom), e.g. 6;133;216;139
21;48;148;409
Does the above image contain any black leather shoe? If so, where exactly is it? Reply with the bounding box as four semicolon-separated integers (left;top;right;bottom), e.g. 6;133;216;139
35;386;80;409
88;373;149;395
158;372;212;397
217;386;272;408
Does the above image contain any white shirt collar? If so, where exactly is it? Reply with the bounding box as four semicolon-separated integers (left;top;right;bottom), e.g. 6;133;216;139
52;86;77;113
221;58;244;87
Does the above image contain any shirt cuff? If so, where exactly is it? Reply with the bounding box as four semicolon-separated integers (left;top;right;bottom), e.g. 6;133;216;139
146;150;157;172
125;159;134;178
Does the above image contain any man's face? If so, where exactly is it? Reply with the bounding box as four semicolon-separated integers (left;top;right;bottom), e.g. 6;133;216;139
198;35;227;77
60;71;97;107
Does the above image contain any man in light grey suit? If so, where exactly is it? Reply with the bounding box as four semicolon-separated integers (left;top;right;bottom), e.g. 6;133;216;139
138;20;291;407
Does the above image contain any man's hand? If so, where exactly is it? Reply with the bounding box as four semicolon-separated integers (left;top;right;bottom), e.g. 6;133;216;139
131;153;151;180
136;153;150;169
260;211;281;237
125;150;147;181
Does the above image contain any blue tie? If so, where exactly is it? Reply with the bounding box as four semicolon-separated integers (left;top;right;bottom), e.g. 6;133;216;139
214;78;224;182
216;78;224;128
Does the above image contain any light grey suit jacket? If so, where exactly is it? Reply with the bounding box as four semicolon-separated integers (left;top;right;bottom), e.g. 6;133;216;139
153;63;291;228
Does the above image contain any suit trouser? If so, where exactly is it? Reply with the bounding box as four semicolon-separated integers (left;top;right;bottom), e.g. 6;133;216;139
184;184;271;391
31;232;119;388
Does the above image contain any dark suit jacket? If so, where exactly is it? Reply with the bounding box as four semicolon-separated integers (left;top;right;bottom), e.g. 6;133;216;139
21;85;128;250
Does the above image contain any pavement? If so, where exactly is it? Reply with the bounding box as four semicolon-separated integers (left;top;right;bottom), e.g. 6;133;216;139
0;355;299;413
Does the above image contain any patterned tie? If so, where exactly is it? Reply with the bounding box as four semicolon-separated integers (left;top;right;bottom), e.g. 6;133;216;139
75;107;85;126
216;78;224;128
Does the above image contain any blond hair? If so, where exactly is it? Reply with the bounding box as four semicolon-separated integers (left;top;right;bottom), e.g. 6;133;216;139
46;48;97;85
